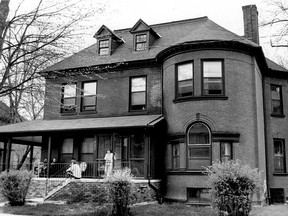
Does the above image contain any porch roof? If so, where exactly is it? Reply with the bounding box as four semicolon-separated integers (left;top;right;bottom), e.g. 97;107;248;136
0;115;164;136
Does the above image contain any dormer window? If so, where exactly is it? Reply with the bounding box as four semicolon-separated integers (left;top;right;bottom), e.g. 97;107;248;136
94;25;123;56
99;39;110;55
135;34;147;51
130;19;160;53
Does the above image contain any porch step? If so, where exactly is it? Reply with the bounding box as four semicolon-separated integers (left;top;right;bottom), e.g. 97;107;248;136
26;178;47;199
44;178;71;200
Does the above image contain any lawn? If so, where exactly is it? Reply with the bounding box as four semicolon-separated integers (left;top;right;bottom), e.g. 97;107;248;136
1;202;288;216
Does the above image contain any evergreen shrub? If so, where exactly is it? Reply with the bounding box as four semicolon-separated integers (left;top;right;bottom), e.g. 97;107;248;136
205;160;261;216
106;168;133;216
0;170;32;206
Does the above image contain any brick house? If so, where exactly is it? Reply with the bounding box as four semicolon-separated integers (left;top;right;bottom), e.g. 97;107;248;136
0;5;287;204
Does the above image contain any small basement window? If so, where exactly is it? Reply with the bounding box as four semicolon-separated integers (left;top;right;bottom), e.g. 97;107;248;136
187;188;210;204
270;188;285;204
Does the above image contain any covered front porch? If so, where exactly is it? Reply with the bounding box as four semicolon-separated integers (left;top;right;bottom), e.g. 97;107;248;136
0;115;166;180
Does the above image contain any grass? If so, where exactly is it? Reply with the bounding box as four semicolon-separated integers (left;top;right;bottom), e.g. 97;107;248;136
0;202;288;216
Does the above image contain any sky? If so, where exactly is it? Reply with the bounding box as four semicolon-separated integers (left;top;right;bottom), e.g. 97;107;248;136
9;0;287;66
90;0;287;65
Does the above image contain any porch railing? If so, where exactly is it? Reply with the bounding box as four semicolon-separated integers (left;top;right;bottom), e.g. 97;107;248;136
0;160;149;197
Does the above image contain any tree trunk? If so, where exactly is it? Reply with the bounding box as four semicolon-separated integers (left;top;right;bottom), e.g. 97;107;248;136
0;0;10;57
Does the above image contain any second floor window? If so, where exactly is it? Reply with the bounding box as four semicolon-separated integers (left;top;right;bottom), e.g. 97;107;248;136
271;85;283;116
130;77;146;111
81;81;97;111
99;39;109;55
61;83;76;113
202;60;224;96
176;62;193;98
274;139;286;173
135;34;147;51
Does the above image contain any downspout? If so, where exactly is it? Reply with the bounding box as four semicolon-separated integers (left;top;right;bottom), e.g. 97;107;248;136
262;74;270;204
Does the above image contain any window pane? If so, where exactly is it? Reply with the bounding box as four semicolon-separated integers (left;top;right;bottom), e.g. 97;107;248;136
203;61;222;77
203;78;222;95
130;160;144;177
188;123;210;144
274;139;285;173
81;138;94;153
62;138;73;154
99;48;109;55
189;147;210;158
64;84;76;98
272;100;282;115
178;63;193;81
271;86;280;100
178;80;193;97
83;82;96;96
132;77;146;92
136;35;146;42
99;40;109;48
131;92;145;105
83;96;96;106
130;134;145;158
64;98;76;106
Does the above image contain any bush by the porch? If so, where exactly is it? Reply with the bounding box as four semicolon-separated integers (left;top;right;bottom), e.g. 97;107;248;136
205;160;261;216
0;170;32;206
106;168;133;216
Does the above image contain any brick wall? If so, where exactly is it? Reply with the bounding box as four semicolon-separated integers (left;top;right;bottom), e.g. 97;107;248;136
46;179;160;204
44;66;162;120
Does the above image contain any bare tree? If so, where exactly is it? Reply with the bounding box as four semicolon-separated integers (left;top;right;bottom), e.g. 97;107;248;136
0;0;108;168
260;0;288;47
0;0;107;121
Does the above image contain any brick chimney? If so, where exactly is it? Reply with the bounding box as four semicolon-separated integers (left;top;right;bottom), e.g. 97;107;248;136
242;5;259;44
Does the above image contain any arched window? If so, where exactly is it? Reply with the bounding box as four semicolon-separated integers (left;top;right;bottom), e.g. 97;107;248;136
187;123;211;170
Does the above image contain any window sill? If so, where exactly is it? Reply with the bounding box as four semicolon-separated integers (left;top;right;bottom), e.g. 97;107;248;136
271;114;285;118
127;110;148;115
173;96;228;103
273;173;288;176
167;170;206;175
79;111;98;115
60;112;77;116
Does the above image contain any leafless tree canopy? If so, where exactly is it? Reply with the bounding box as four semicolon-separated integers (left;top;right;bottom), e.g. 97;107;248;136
0;0;104;121
260;0;288;48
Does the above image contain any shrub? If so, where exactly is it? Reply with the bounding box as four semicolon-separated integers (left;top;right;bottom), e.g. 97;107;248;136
106;168;133;216
205;160;261;216
0;170;33;206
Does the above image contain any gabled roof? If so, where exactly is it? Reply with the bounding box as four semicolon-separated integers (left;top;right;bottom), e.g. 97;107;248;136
43;17;262;72
130;19;160;38
93;25;123;42
266;58;288;73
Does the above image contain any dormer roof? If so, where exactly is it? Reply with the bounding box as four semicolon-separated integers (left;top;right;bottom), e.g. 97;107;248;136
94;25;123;42
130;19;160;38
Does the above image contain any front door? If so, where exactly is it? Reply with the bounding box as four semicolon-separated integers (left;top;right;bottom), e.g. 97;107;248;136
96;135;112;176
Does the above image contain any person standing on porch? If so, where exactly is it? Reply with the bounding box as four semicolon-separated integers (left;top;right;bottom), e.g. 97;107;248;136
66;158;81;179
104;149;115;176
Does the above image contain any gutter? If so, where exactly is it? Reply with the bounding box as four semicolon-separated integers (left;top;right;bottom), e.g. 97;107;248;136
262;75;270;204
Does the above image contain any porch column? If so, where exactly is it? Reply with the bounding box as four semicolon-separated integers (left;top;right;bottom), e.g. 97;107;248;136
47;136;52;178
2;140;7;171
5;138;12;171
29;145;34;170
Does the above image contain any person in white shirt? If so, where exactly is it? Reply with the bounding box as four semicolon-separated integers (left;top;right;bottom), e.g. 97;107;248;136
104;149;115;176
66;158;81;179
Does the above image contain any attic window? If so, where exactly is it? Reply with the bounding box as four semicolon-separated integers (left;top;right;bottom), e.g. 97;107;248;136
99;39;110;55
135;34;147;51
